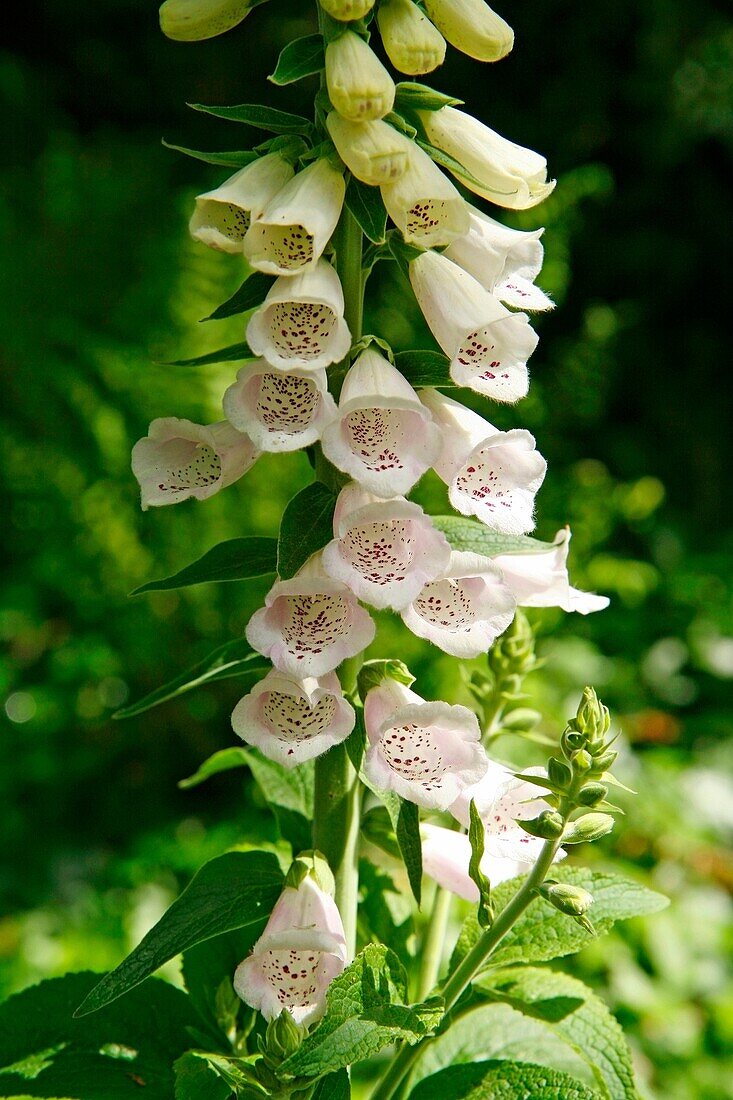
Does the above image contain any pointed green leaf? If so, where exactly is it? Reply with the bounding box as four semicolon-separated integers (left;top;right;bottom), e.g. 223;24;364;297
162;140;259;168
396;799;423;906
312;1069;350;1098
431;517;556;557
410;1059;601;1099
345;177;388;245
269;34;325;86
132;537;277;595
201;272;275;321
162;342;254;367
277;482;337;580
393;349;452;388
468;800;492;928
179;747;251;789
188;102;313;136
394;83;463;112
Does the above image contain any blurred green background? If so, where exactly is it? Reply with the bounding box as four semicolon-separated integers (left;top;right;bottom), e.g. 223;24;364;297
2;0;731;1096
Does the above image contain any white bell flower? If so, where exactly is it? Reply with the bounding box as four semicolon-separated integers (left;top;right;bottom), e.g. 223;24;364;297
322;484;451;611
188;154;294;253
410;251;538;401
326;114;411;186
222;362;337;453
363;678;488;811
401;550;515;657
377;0;447;76
420;106;556;210
131;418;258;510
423;0;513;62
244;159;345;276
234;874;347;1025
246;259;351;370
320;0;375;19
159;0;257;42
325;32;395;122
493;527;610;614
320;348;442;497
421;389;546;534
231;668;355;767
246;554;376;678
381;143;470;248
421;823;529;900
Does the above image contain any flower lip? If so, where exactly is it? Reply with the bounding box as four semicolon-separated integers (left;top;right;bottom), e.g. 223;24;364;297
381;144;470;249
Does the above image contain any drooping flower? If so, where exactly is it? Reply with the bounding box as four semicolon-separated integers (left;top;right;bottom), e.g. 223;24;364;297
320;0;375;19
420;106;556;210
421;389;546;534
363;678;487;810
376;0;447;75
325;32;395;122
188;154;294;253
231;668;355;766
246;260;351;370
410;250;538;401
222;362;337;452
246;554;376;678
322;484;451;611
444;206;553;312
492;527;610;614
159;0;260;41
320;348;442;497
420;823;529;900
131;418;258;510
401;550;515;656
244;159;345;276
326;114;411;186
234;873;347;1025
423;0;513;62
381;144;470;249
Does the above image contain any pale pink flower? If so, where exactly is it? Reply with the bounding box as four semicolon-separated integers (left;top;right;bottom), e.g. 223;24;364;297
381;143;469;249
493;527;609;614
188;153;294;253
223;362;337;453
421;823;529;900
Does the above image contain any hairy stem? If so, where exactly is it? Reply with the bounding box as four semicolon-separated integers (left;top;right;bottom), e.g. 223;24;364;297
417;885;453;1000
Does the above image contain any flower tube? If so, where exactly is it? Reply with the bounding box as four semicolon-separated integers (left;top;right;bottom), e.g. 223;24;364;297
322;484;451;611
223;363;337;452
363;678;487;810
159;0;261;41
246;259;351;370
131;418;258;509
246;554;376;678
492;527;610;613
423;0;513;62
421;389;546;534
244;159;345;276
410;250;538;401
377;0;447;76
381;143;469;248
325;32;395;122
420;106;556;210
231;668;355;766
326;114;411;186
421;823;529;900
320;348;441;497
188;154;294;253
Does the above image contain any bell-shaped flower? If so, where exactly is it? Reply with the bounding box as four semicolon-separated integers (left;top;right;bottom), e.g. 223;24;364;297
326;114;411;186
231;668;355;767
363;678;487;810
421;823;528;900
401;550;515;657
377;0;447;75
322;484;451;611
325;32;395;122
421;389;546;534
244;159;345;276
444;206;553;312
420;107;556;211
222;362;337;453
131;418;258;510
493;527;610;614
423;0;513;62
189;154;294;253
410;250;538;401
234;873;347;1025
381;144;469;249
159;0;259;41
320;348;442;497
246;260;351;370
246;554;376;678
320;0;375;23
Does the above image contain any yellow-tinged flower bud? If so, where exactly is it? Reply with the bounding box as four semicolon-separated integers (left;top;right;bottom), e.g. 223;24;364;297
423;0;513;63
326;32;396;122
159;0;255;41
377;0;447;76
326;113;411;185
319;0;376;20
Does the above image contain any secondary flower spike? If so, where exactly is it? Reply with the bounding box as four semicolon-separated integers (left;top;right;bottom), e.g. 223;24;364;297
322;484;451;611
325;31;395;122
244;159;345;276
363;678;488;810
421;389;547;534
159;0;259;41
131;418;258;509
188;154;294;253
377;0;447;76
420;106;556;210
410;250;538;401
246;259;351;370
246;554;376;678
320;347;442;497
421;823;531;900
381;143;470;249
222;363;337;452
423;0;513;62
493;527;610;613
234;868;347;1025
231;668;355;766
401;550;515;657
326;114;411;186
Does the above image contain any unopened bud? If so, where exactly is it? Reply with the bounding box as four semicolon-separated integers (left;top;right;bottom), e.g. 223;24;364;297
562;812;615;844
593;749;618;771
561;729;586;758
320;0;375;20
159;0;256;41
518;810;564;840
547;757;572;788
424;0;513;63
326;32;396;122
326;114;411;186
572;686;611;742
377;0;447;76
502;707;542;732
571;748;594;772
577;782;607;806
265;1010;305;1061
541;881;594;918
489;610;536;678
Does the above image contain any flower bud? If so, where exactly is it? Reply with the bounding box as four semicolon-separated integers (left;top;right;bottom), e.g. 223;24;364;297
593;749;618;771
562;812;615;844
517;810;564;840
572;686;611;742
159;0;256;41
547;757;572;789
320;0;375;21
577;782;608;807
326;114;411;185
265;1010;305;1061
423;0;513;62
377;0;447;76
571;748;594;772
326;32;396;122
540;881;594;918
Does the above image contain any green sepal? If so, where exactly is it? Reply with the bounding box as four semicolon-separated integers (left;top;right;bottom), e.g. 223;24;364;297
162;139;259;168
201;271;275;322
468;801;493;928
394;82;463;111
188;101;315;137
161;341;254;367
357;658;415;701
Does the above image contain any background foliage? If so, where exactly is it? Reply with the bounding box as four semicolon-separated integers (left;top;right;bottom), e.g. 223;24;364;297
2;1;731;1097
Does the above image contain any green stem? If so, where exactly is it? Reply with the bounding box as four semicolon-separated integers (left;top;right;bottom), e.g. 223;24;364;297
417;886;453;1000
